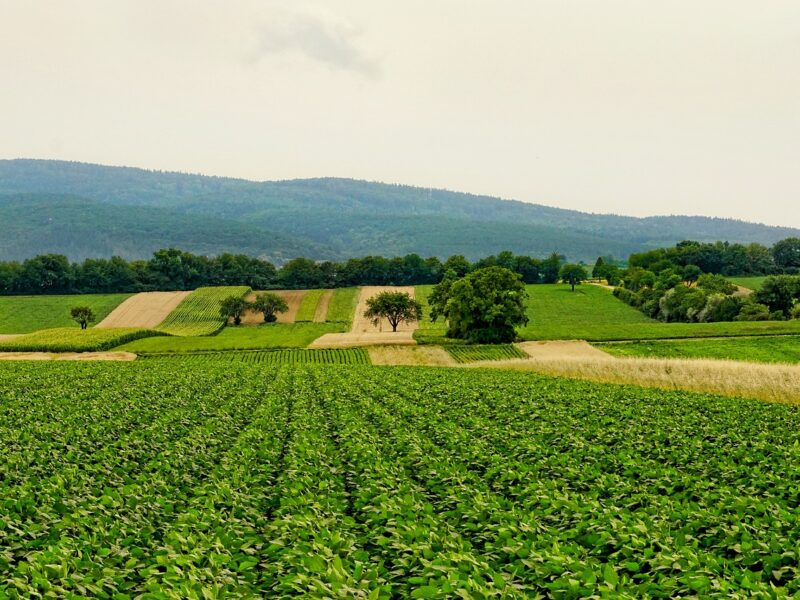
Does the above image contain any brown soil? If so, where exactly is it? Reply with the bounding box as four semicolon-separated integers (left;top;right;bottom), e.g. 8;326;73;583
0;334;21;341
516;340;614;361
309;286;419;348
240;291;306;325
368;345;456;366
0;351;137;361
313;290;334;322
96;291;191;329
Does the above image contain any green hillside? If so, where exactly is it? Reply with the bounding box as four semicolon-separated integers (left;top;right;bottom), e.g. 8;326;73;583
1;159;798;262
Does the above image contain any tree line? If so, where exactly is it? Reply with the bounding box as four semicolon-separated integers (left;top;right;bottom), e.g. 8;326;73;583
0;248;565;295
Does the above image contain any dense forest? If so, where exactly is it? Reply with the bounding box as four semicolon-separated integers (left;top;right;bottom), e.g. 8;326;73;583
2;159;798;263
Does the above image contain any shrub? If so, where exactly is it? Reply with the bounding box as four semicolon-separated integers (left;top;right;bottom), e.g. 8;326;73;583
735;303;771;321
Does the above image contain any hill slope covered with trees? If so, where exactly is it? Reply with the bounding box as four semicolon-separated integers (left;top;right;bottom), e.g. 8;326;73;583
1;159;797;262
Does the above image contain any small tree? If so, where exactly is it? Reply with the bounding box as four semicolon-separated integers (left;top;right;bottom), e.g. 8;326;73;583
70;306;95;330
219;295;249;326
559;264;587;292
592;257;605;279
682;265;702;287
364;291;423;332
250;292;289;323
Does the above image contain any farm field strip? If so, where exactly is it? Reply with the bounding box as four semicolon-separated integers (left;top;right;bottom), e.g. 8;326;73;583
294;289;324;321
0;293;132;334
324;287;359;324
142;347;370;364
95;291;190;329
5;361;800;596
157;286;250;336
241;290;305;325
0;327;161;352
313;289;333;322
445;344;527;363
599;335;800;364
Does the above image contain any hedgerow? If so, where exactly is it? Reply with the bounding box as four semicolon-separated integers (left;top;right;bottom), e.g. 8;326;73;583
3;361;800;596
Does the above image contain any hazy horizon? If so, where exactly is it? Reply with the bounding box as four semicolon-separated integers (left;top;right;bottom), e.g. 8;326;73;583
2;1;799;228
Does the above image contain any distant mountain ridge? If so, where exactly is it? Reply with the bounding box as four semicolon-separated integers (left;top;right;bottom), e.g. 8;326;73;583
0;158;797;263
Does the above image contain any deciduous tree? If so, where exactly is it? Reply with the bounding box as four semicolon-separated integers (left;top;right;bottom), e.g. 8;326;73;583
363;291;423;332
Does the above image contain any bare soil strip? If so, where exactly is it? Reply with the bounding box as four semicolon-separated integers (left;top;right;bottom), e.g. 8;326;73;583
368;345;456;366
0;334;21;342
96;291;191;329
240;291;305;325
313;290;334;323
310;286;418;348
516;340;613;360
0;351;137;362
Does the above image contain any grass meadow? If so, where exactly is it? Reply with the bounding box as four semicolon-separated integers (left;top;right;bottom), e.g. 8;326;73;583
0;293;131;334
600;335;800;364
726;276;769;291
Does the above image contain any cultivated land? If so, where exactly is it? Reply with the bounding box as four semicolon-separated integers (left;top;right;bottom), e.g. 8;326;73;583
601;335;800;364
156;286;250;336
4;360;800;597
118;322;346;354
241;290;305;325
0;327;162;353
0;293;130;334
311;286;418;348
96;291;190;329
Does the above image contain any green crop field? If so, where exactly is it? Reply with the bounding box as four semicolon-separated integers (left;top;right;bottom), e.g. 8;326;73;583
601;335;800;364
518;284;800;341
294;289;325;321
143;347;370;364
0;293;131;334
156;286;250;336
446;344;527;363
325;287;359;324
119;322;346;353
726;276;768;291
3;360;800;597
0;327;161;352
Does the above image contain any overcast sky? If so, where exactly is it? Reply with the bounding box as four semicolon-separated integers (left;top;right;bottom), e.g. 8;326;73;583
1;1;799;227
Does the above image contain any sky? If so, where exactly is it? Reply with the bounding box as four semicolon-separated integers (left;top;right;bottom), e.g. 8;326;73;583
1;1;799;227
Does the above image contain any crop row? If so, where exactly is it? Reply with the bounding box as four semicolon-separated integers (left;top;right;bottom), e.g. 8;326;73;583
156;286;250;336
445;344;527;363
143;348;370;365
3;360;800;597
0;327;162;352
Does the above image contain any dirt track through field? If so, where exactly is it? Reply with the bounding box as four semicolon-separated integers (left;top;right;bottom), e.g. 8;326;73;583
96;292;191;329
313;290;333;322
310;286;418;348
0;351;137;361
241;291;305;325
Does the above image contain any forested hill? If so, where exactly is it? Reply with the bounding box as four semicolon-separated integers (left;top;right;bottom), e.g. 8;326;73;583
1;159;797;263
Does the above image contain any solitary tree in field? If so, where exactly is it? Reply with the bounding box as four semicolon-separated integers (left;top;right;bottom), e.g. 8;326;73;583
444;266;528;343
219;295;249;326
70;306;95;330
559;264;587;291
364;291;423;332
251;292;289;323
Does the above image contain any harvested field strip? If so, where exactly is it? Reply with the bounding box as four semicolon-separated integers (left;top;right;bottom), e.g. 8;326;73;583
6;361;800;596
446;344;527;363
0;327;162;352
325;287;359;324
157;286;250;336
368;344;455;366
143;348;370;364
96;291;190;329
295;289;324;321
313;289;333;322
241;290;304;325
471;355;800;404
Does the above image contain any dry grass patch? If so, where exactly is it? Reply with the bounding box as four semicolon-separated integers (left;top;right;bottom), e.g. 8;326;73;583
96;291;190;329
0;351;137;361
241;290;305;325
368;345;456;366
517;340;613;360
470;355;800;404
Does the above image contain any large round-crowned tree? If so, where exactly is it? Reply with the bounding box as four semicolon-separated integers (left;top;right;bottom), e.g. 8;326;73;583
441;266;528;343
